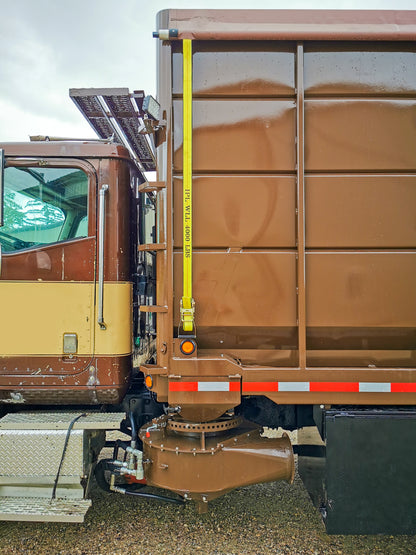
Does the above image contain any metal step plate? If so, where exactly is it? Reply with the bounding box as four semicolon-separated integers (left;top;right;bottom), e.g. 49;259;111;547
0;497;92;523
0;411;125;430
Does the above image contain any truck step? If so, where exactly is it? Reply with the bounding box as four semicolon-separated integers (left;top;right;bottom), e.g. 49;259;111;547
0;497;92;523
0;411;125;430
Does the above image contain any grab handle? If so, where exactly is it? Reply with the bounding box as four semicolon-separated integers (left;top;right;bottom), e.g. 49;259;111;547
98;184;109;329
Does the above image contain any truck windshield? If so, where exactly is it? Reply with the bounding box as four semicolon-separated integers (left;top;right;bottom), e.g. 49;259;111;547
1;166;88;252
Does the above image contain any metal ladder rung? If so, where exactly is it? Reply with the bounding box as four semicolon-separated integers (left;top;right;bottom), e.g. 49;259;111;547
139;181;166;193
140;364;167;375
138;243;166;252
139;305;168;313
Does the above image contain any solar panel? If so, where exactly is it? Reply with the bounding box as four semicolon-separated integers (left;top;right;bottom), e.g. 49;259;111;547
69;88;156;172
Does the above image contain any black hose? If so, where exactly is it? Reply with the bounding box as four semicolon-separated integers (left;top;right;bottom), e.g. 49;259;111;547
52;413;87;500
121;489;184;505
112;440;131;460
94;459;183;505
94;459;113;492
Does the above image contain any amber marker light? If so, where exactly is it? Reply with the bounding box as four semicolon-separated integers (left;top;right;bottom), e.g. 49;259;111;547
145;375;153;389
180;339;196;355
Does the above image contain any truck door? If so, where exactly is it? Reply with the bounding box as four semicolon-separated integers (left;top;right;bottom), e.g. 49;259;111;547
0;155;97;404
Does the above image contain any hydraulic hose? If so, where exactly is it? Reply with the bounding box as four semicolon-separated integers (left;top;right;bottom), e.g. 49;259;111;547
52;413;87;500
94;459;184;506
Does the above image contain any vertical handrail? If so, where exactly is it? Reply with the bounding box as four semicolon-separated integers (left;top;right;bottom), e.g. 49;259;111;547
98;184;109;330
0;148;4;228
296;43;306;370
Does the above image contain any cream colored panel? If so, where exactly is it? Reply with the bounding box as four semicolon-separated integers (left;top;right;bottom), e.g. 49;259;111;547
0;282;93;356
0;281;132;356
94;282;133;356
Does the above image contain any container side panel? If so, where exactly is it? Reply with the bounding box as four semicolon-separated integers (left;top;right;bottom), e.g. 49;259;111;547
305;99;416;171
303;42;416;366
173;100;296;172
304;42;416;96
169;38;416;372
172;41;296;96
173;176;296;248
173;251;297;328
306;175;416;248
306;253;416;327
307;327;416;350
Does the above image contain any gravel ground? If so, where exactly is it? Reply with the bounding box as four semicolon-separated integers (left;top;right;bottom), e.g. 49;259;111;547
0;430;416;555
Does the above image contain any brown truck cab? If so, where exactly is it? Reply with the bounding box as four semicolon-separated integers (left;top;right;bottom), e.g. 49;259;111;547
0;141;138;405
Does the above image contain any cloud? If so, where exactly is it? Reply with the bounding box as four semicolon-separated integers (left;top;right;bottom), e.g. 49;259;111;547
0;0;157;140
0;0;415;140
0;97;94;141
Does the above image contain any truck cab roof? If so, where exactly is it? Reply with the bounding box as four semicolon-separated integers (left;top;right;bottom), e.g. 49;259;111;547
0;140;132;160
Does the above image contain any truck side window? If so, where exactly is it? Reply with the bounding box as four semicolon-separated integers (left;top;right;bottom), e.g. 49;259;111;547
1;166;88;252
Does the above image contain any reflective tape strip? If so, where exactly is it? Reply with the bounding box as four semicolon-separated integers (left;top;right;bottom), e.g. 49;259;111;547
391;382;416;393
242;382;416;393
310;381;359;392
243;381;278;392
278;381;309;392
169;381;416;393
359;382;391;393
169;382;198;392
198;382;229;392
169;382;239;392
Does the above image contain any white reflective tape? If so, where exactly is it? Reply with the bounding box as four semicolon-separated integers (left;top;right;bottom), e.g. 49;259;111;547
197;382;230;392
278;382;310;392
359;382;391;393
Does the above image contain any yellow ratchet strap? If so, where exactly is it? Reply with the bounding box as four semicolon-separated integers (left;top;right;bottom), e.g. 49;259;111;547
181;39;195;334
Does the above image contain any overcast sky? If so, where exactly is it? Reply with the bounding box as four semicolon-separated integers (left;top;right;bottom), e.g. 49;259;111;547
0;0;414;141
